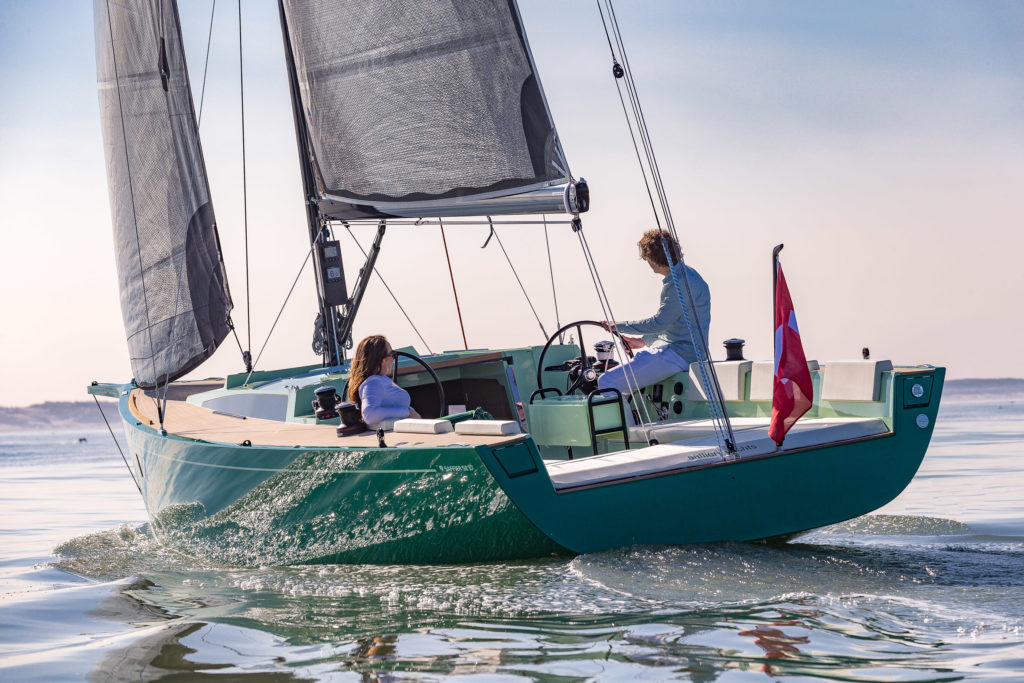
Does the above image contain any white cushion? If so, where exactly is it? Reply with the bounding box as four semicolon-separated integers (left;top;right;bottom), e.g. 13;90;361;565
393;418;454;434
749;360;819;401
547;417;888;489
686;360;752;401
821;360;893;401
453;419;521;436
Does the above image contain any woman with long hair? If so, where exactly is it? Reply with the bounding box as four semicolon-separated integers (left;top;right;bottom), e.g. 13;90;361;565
347;335;420;426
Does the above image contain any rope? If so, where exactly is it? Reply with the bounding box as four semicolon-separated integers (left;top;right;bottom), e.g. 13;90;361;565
659;234;735;452
344;225;433;354
595;0;662;229
543;215;562;342
93;395;141;495
608;0;678;241
195;0;216;126
158;1;221;430
439;218;469;350
238;0;252;359
575;228;655;432
484;217;548;341
596;0;736;453
229;323;245;356
242;241;316;387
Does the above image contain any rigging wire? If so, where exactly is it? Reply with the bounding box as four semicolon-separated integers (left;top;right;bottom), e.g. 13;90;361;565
595;1;662;229
595;0;735;453
158;0;222;428
439;218;469;350
242;241;316;387
606;2;735;451
574;228;655;431
238;0;252;363
484;217;549;341
343;224;434;354
542;214;563;343
92;394;142;495
195;0;216;126
103;0;161;425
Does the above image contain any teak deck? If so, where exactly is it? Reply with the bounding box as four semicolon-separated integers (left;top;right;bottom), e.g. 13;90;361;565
128;381;525;449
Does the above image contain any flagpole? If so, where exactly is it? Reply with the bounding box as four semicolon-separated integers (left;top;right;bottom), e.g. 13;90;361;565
772;243;784;329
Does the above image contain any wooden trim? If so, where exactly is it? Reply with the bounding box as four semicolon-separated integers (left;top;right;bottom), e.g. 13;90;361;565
396;352;507;376
128;385;524;449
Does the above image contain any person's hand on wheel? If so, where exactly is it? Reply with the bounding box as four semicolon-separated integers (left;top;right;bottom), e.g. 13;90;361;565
622;335;645;350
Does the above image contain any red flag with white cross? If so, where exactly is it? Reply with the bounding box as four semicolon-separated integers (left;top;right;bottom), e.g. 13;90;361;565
770;262;813;446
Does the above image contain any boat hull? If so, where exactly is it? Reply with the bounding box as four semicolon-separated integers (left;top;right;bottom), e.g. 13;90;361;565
481;369;945;553
119;399;567;564
111;367;943;564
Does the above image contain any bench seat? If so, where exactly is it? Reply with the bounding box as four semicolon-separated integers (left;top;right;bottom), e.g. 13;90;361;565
547;417;890;490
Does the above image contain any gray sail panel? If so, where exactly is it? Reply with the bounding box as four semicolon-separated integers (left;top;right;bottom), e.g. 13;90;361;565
282;0;571;218
94;0;232;388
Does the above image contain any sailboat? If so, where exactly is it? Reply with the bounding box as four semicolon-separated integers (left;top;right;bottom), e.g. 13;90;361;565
88;0;944;565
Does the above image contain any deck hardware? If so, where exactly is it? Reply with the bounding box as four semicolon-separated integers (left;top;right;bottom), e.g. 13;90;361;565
586;388;630;455
376;429;387;448
241;439;252;446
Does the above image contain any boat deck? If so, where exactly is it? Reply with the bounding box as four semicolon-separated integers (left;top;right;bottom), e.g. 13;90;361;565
547;416;891;491
128;382;525;449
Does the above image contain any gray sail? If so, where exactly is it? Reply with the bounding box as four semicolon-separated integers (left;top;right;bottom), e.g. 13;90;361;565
281;0;579;219
95;0;232;388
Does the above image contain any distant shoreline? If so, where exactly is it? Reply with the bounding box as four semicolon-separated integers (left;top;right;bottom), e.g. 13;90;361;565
1;378;1020;433
0;400;120;433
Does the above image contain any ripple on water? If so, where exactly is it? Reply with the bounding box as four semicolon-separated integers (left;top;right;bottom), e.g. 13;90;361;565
43;513;1024;681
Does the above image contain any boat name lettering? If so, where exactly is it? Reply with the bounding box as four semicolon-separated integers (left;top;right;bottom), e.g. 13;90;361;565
687;450;721;461
437;465;474;472
685;443;757;462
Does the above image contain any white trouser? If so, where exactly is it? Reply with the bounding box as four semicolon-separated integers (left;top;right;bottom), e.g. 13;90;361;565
597;346;688;396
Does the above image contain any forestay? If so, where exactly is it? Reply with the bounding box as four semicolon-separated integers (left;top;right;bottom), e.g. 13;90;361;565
95;0;232;388
281;0;574;218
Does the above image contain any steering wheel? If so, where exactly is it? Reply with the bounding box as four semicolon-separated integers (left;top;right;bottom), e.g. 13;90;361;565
341;350;447;418
390;350;447;418
535;320;635;396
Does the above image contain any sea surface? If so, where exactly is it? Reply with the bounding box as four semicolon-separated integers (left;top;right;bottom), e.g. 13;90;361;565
1;386;1022;681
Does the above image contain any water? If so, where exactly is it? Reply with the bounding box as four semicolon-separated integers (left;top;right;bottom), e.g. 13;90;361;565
2;388;1022;681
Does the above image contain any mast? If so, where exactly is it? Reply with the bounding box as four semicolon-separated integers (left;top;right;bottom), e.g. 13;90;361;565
276;0;343;366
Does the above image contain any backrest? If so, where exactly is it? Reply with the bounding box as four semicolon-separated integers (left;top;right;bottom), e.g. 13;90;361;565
821;360;893;402
749;360;819;401
687;360;752;401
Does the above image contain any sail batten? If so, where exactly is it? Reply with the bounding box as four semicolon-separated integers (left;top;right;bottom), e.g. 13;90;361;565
95;0;232;388
282;0;574;219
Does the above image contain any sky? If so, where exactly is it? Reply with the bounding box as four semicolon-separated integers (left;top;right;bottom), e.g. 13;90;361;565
1;0;1022;407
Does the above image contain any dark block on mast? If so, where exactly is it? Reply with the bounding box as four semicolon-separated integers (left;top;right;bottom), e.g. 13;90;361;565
317;240;348;306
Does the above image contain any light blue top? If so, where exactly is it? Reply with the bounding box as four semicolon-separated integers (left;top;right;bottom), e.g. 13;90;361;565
614;262;711;364
358;374;411;426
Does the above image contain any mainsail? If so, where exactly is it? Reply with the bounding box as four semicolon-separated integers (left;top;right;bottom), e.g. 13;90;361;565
95;0;232;388
281;0;578;219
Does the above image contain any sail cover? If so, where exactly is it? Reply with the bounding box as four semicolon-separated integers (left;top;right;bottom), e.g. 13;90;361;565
95;0;232;388
282;0;573;218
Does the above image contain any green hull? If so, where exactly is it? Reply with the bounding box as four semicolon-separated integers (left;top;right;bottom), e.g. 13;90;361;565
118;397;567;565
481;369;944;553
102;363;943;565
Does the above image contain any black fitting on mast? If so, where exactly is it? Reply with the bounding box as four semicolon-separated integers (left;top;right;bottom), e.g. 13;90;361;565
337;221;387;351
277;0;344;367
